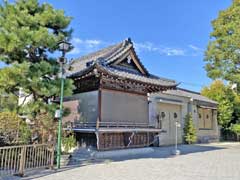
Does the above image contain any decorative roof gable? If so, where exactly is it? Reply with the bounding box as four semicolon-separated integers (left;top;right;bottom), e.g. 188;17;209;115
68;38;178;92
70;38;149;75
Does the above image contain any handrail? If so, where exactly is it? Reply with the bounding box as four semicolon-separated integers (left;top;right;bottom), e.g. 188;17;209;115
71;121;155;128
0;144;54;177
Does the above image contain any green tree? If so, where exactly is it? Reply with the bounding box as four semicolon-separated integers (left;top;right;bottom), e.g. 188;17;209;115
230;123;240;141
205;0;240;89
201;80;238;128
217;100;234;128
0;0;75;143
0;111;20;145
183;114;197;144
18;121;31;144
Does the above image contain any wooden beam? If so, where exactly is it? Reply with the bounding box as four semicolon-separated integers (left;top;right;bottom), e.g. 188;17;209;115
98;88;102;122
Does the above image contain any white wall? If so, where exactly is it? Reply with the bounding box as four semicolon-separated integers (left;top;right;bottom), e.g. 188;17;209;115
63;91;99;124
101;89;149;124
150;92;219;145
150;92;189;145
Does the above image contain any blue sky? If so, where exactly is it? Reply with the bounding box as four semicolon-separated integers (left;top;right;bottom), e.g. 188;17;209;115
1;0;232;91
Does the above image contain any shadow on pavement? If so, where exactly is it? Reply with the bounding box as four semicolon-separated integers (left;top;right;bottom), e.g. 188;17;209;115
2;144;225;180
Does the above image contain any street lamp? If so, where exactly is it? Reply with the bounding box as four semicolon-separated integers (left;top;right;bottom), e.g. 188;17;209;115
56;40;71;169
172;120;181;156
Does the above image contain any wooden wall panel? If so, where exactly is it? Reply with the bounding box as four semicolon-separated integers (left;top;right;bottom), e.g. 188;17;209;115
98;132;156;150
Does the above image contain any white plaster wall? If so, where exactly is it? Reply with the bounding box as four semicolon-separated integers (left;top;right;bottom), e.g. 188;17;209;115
150;92;189;146
150;92;219;145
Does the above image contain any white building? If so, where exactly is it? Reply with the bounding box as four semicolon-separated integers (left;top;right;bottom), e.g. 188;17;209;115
149;88;219;146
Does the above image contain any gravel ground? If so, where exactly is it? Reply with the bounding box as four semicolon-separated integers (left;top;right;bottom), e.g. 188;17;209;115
3;142;240;180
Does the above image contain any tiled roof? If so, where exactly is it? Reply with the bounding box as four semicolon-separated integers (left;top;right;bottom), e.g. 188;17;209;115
98;64;177;87
68;38;177;88
69;62;177;87
70;38;149;75
164;88;218;105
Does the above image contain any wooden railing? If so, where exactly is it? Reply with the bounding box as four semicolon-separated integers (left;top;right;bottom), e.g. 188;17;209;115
99;122;154;128
68;121;156;129
0;144;54;177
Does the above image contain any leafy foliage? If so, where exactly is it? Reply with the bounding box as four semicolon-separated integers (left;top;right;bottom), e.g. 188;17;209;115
201;80;240;128
230;123;240;135
183;114;197;144
0;111;32;145
31;112;57;143
0;0;72;64
0;93;18;112
18;121;31;144
217;100;234;128
205;0;240;89
229;123;240;141
0;0;75;144
62;132;76;154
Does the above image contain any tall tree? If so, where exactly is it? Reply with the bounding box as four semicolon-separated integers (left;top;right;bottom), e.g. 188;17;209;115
0;0;74;142
205;0;240;90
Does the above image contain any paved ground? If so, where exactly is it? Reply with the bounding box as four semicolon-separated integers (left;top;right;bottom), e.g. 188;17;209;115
4;142;240;180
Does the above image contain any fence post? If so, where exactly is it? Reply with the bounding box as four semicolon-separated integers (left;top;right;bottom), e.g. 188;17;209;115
50;145;55;170
18;145;26;177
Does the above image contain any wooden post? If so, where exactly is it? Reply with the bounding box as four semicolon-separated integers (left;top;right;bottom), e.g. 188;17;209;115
19;146;26;177
95;132;100;150
96;118;100;129
50;145;55;170
98;88;102;123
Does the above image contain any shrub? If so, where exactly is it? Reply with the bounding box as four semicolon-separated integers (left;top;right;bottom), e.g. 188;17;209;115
0;111;32;145
62;133;77;154
0;112;21;145
230;124;240;141
230;124;240;135
183;114;197;144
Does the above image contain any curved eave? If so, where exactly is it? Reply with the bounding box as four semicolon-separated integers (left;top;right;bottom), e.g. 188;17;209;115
68;63;178;91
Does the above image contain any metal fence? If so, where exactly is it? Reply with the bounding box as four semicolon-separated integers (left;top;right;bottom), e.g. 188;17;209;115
0;144;54;177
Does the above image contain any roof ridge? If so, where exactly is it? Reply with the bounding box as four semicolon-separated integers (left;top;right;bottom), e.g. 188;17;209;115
177;87;201;94
71;41;123;64
149;74;176;83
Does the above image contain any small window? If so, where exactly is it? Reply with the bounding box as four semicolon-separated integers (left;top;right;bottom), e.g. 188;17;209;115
174;112;178;118
206;114;209;119
161;112;165;118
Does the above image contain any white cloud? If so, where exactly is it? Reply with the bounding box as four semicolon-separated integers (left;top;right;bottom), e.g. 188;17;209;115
134;41;186;56
189;44;203;51
69;37;203;57
85;40;101;46
69;37;104;55
72;37;83;44
161;48;185;56
188;44;204;56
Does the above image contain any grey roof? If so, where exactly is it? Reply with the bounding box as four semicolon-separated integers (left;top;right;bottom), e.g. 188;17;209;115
69;62;177;87
98;64;177;87
69;38;177;88
164;88;218;105
70;38;149;75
